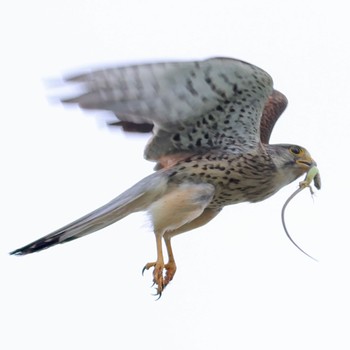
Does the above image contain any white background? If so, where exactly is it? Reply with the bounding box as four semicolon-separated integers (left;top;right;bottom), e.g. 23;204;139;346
1;1;349;349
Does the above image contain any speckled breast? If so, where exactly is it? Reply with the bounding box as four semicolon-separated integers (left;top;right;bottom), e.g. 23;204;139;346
167;150;278;208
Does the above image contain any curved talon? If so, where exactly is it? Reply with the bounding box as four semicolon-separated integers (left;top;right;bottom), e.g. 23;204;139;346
142;260;177;295
156;293;162;300
142;262;156;275
153;290;163;300
163;262;177;287
142;261;166;295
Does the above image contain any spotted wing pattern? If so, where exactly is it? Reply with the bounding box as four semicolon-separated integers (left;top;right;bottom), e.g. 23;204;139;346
62;58;273;161
107;90;288;143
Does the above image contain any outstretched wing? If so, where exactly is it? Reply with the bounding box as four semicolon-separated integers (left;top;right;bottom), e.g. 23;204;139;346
61;57;274;161
107;89;288;144
106;89;288;143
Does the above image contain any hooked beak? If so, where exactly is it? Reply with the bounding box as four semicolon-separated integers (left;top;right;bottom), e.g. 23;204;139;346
296;157;317;170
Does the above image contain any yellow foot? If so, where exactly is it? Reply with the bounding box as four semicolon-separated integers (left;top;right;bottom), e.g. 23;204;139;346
142;261;177;297
164;261;177;287
142;261;165;297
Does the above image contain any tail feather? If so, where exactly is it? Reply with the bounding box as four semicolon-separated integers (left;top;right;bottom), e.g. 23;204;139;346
10;172;168;255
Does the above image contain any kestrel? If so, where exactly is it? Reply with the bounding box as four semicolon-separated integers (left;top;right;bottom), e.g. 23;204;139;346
10;57;320;296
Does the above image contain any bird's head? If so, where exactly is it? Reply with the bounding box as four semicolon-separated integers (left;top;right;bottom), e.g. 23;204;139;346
267;144;319;187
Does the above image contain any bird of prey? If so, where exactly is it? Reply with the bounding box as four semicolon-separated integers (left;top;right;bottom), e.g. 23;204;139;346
10;57;319;296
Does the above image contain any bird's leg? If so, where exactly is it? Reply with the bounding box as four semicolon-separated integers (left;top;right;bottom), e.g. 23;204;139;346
162;208;222;289
163;237;177;288
144;183;216;295
142;233;165;295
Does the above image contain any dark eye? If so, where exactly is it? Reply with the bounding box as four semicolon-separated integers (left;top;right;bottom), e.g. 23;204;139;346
290;146;302;155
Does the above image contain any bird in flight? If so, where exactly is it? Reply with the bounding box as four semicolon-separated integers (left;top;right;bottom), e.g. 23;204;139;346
10;57;319;296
